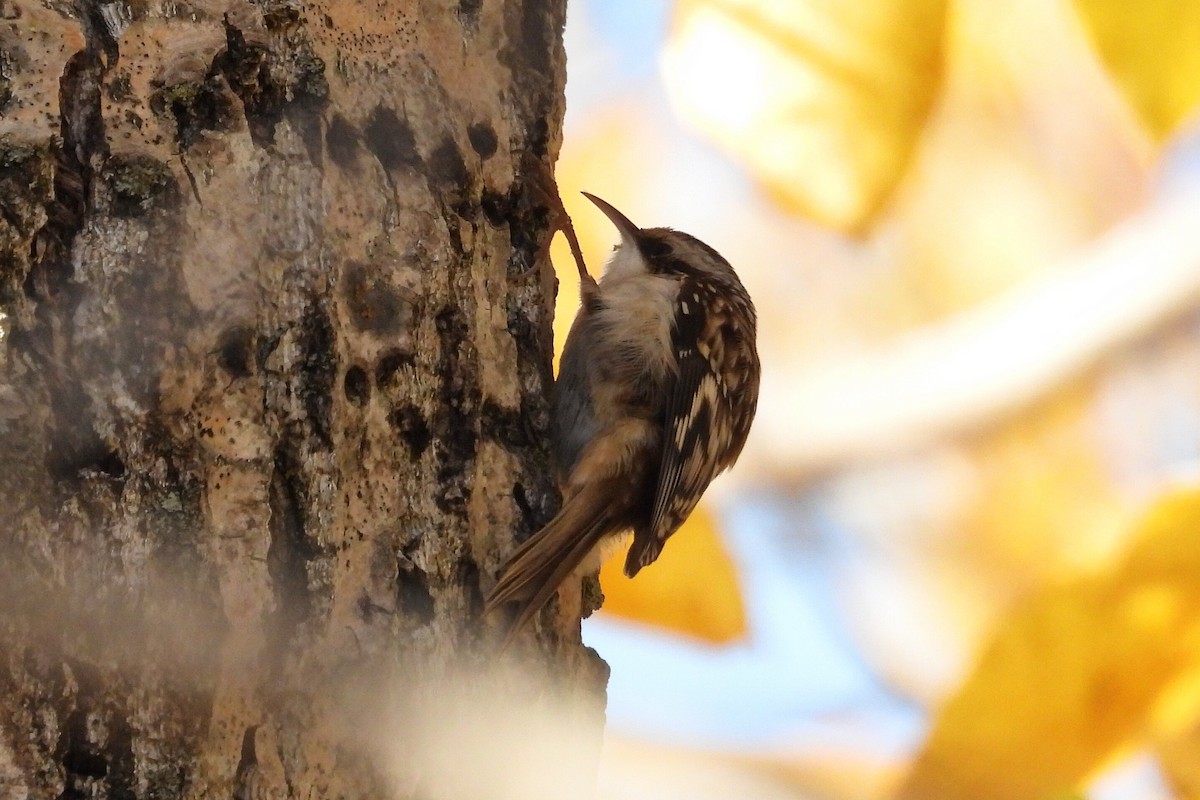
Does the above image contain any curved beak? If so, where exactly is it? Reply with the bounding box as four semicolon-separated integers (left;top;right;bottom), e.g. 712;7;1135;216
581;192;640;245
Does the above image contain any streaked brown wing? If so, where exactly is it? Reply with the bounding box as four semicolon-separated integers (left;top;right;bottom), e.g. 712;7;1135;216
624;279;737;576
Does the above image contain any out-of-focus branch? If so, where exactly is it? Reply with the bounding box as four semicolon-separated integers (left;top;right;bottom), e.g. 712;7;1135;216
744;187;1200;483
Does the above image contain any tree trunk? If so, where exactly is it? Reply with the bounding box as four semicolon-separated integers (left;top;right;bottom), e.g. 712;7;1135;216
0;0;607;797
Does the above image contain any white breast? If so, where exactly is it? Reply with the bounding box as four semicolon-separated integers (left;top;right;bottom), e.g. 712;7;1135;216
593;269;680;381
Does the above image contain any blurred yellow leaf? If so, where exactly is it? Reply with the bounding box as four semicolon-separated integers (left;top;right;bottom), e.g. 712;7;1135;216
663;0;947;232
891;0;1152;321
598;506;746;644
967;386;1127;581
1072;0;1200;140
1158;721;1200;799
897;488;1200;800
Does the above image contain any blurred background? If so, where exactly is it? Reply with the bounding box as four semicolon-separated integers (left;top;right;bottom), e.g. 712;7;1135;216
550;1;1200;798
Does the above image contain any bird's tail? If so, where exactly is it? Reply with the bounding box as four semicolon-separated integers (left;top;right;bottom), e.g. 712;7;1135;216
485;484;614;650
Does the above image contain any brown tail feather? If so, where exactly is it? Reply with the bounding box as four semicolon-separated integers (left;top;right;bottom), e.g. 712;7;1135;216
485;486;614;649
623;529;663;578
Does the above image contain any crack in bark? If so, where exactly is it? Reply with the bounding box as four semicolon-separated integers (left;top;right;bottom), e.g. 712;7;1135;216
432;305;478;517
295;302;336;449
396;549;435;626
178;153;202;206
267;443;319;655
231;724;259;800
20;36;119;486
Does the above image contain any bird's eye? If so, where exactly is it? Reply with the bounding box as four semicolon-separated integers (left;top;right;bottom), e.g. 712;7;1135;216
612;245;620;252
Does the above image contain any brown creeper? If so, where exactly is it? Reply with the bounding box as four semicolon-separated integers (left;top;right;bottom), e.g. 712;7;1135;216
485;193;760;644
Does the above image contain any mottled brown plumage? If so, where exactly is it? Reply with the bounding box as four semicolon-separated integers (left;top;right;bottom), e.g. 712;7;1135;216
485;193;760;647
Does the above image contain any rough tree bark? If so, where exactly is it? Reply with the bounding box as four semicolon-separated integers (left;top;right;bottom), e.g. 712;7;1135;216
0;0;607;797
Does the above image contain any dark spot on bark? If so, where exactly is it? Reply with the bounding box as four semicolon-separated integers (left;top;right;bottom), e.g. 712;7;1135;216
150;77;237;149
457;557;483;618
364;104;420;171
0;76;11;113
480;188;512;227
106;71;134;103
261;2;301;30
452;198;479;223
527;117;550;160
467;121;498;158
456;0;482;26
374;348;413;386
481;399;533;451
500;2;561;157
103;153;178;217
516;3;552;93
507;199;549;277
442;207;467;253
91;449;127;479
512;482;531;522
505;301;548;370
216;325;255;378
297;303;336;448
396;558;435;624
44;407;126;483
511;479;554;535
388;403;430;459
429;135;468;190
326;113;359;168
268;444;320;652
506;299;555;445
105;713;136;800
343;364;369;407
59;708;108;781
293;52;328;101
481;169;556;275
342;260;411;336
432;305;478;516
356;590;392;623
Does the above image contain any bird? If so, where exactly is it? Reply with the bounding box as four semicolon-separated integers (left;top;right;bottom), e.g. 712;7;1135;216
485;192;760;646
